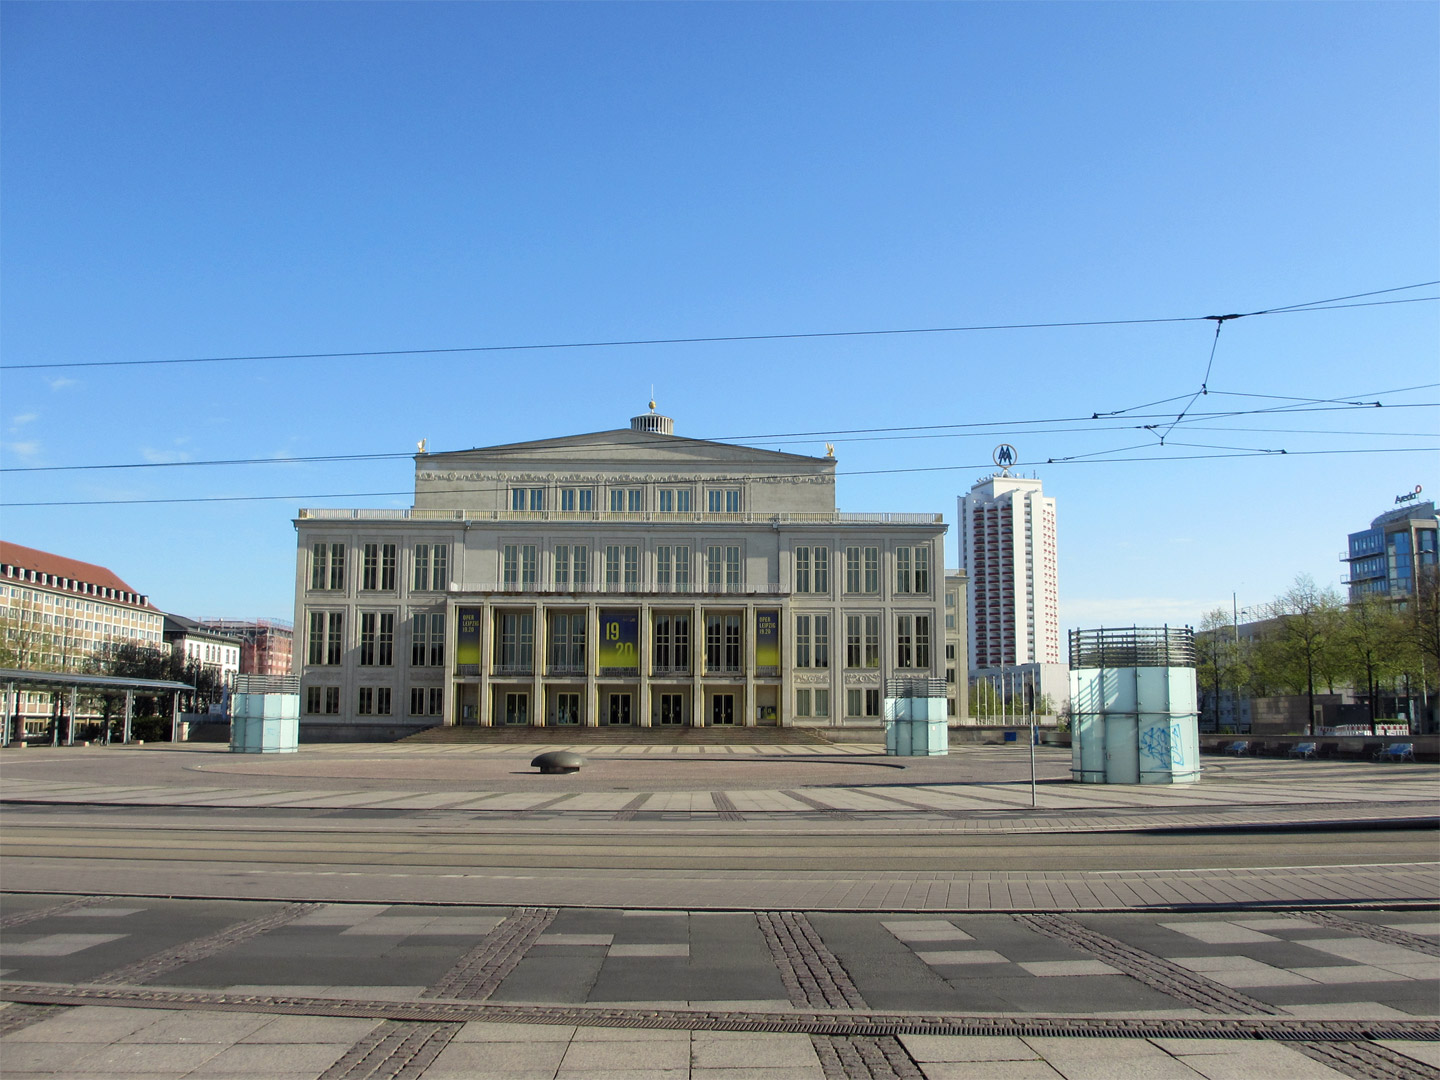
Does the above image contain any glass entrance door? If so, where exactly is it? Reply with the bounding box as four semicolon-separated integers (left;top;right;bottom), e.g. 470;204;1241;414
503;692;529;725
554;692;580;725
711;694;735;725
658;693;685;725
607;693;632;725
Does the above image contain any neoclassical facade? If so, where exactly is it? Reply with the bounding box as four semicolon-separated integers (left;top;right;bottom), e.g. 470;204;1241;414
293;410;948;736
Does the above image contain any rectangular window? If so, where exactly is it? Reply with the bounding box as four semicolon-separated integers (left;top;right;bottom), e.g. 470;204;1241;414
707;546;724;592
413;544;448;591
726;489;740;513
674;546;690;592
560;488;593;512
865;614;880;668
897;615;913;668
845;615;862;668
411;613;444;666
653;613;690;673
675;489;692;512
813;547;829;594
658;489;673;513
915;615;930;668
521;545;537;589
409;687;443;716
726;546;741;592
623;545;639;590
707;490;723;513
554;545;571;588
895;548;912;594
549;612;586;672
605;545;622;591
845;547;861;594
308;612;343;666
796;615;812;668
610;489;626;512
796;688;811;717
628;488;643;512
311;543;345;590
846;688;862;718
503;545;519;588
496;612;534;672
361;543;397;590
306;685;321;714
358;613;394;666
865;688;881;717
511;488;527;510
704;614;740;672
358;686;373;715
814;615;830;669
915;545;930;594
796;547;811;594
864;547;880;594
656;546;672;590
571;545;588;588
815;688;830;718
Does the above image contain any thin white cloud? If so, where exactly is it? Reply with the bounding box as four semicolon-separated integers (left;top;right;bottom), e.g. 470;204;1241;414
140;446;194;464
10;413;38;428
4;440;41;459
47;377;78;391
1064;596;1204;628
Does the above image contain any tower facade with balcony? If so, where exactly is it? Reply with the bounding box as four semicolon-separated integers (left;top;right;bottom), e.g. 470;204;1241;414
293;410;948;737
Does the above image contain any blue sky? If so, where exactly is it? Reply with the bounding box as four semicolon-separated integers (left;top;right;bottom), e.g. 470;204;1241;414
2;2;1435;632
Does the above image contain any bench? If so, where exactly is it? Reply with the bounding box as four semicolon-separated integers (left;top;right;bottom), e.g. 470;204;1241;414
1374;743;1415;762
1288;742;1317;759
1222;740;1251;755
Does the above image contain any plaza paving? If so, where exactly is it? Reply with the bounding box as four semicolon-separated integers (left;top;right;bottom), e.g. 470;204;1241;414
2;741;1436;1077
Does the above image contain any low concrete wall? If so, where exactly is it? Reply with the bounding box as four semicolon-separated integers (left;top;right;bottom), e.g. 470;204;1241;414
1202;733;1437;761
298;721;438;743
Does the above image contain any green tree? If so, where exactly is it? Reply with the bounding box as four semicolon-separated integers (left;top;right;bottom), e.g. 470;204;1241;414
1339;591;1406;730
1255;575;1345;735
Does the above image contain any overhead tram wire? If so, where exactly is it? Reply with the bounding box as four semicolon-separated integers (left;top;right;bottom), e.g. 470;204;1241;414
4;395;1436;475
1;282;1434;372
4;444;1436;508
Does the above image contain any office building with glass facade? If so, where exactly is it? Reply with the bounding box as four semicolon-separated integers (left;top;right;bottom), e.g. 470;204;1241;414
1344;499;1438;602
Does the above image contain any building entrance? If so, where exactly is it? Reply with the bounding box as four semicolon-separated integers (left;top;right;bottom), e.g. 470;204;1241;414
501;692;529;725
711;694;735;725
553;692;580;725
607;693;632;725
658;693;685;725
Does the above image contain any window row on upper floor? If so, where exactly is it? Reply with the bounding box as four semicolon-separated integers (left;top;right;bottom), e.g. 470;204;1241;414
508;484;742;514
307;539;934;598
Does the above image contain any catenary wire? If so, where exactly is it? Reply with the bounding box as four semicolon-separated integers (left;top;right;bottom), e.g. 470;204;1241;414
4;396;1436;474
1;283;1434;372
3;445;1434;507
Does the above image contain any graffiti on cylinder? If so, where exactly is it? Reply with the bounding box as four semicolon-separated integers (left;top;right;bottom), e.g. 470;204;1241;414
1140;722;1186;768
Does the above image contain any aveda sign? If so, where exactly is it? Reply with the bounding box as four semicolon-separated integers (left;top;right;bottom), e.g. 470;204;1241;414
1395;484;1423;505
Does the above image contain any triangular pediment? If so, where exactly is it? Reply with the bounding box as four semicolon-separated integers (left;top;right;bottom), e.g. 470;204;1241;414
418;428;833;469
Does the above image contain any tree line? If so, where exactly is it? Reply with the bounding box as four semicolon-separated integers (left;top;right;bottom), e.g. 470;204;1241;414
1197;567;1440;733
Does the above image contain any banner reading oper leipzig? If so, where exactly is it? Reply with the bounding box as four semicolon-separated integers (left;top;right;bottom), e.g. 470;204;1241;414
755;609;780;668
456;607;481;675
598;610;638;674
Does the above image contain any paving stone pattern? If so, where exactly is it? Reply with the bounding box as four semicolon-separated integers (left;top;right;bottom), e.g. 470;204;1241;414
758;910;868;1008
422;907;558;1001
92;902;322;986
1292;909;1440;958
1015;912;1284;1015
1294;1038;1440;1080
317;1020;457;1080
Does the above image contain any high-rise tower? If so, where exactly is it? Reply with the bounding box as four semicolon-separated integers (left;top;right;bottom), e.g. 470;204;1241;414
959;474;1059;670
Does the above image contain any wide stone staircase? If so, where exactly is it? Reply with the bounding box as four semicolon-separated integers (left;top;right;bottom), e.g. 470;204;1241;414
400;723;835;746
